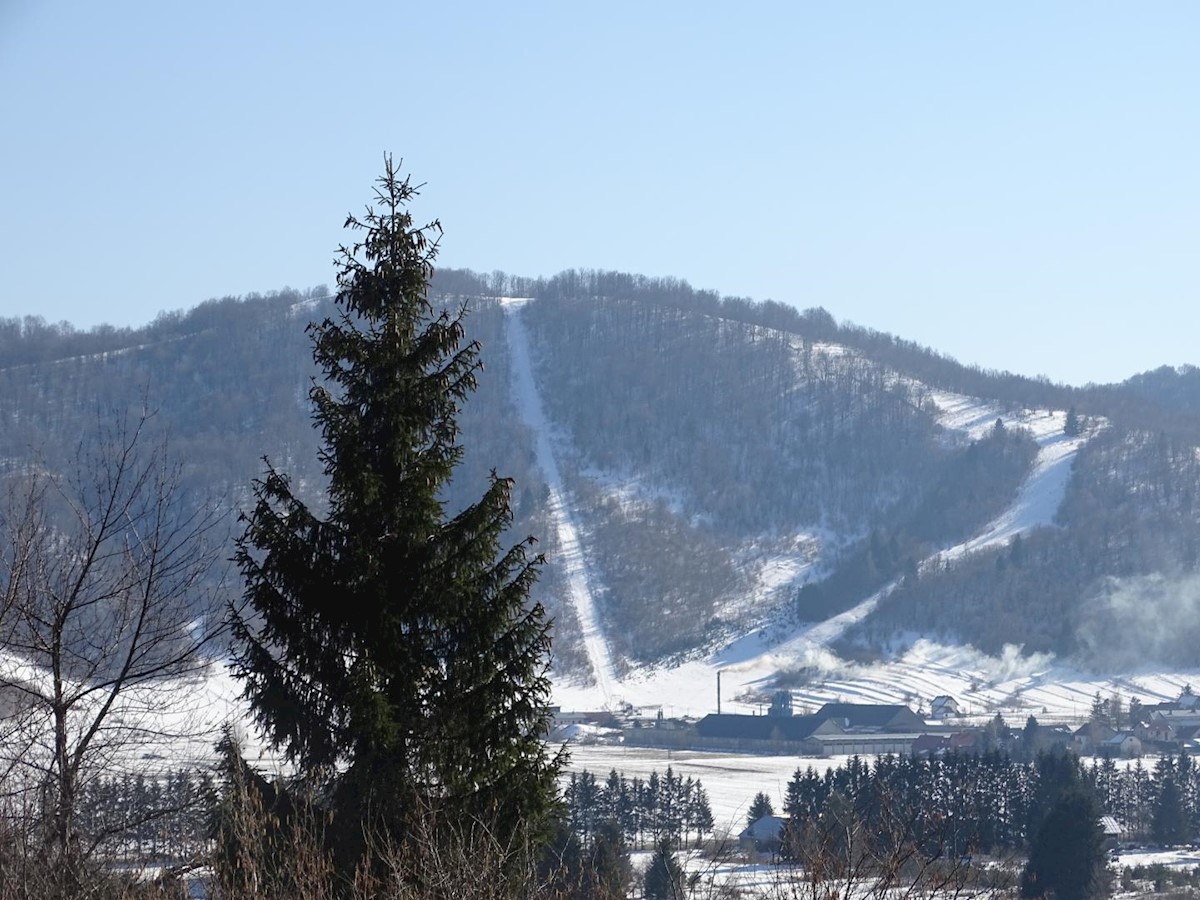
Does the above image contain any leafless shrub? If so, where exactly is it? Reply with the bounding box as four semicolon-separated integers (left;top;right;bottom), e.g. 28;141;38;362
0;409;228;890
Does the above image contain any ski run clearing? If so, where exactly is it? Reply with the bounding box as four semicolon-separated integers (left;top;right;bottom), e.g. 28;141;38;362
503;298;617;704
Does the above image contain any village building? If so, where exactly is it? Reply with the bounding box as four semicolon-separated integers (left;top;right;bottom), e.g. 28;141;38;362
813;703;927;732
1102;732;1143;758
694;713;843;754
930;695;962;719
1101;816;1122;852
1146;710;1200;744
739;814;788;855
1073;721;1117;754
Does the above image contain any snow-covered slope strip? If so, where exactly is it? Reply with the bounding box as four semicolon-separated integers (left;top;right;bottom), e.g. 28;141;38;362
769;398;1088;658
503;299;616;706
927;394;1092;556
950;430;1082;558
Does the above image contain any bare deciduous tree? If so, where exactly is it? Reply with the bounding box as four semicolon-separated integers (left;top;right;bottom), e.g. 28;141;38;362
0;410;227;887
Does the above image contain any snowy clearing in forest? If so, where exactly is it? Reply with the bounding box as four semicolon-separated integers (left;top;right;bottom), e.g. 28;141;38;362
503;298;616;704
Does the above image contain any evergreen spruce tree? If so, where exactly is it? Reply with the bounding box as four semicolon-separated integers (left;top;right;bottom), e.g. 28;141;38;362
587;822;633;900
1020;787;1108;900
230;158;558;867
1064;406;1081;437
747;791;776;829
643;836;685;900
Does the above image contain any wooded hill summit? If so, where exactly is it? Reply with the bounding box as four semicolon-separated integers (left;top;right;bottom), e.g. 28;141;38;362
3;269;1199;681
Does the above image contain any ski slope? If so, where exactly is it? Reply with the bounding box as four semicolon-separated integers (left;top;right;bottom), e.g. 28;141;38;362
502;299;617;706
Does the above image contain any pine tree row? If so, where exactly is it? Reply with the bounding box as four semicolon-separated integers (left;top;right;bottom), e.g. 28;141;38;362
778;749;1200;857
564;767;714;849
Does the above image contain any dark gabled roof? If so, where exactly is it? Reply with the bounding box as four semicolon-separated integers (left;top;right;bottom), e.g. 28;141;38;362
1073;722;1116;740
911;734;949;754
740;815;788;841
815;703;924;730
1103;732;1139;745
697;714;828;742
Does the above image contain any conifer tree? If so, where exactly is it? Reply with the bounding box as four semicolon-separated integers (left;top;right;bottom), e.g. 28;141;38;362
230;157;558;864
1064;406;1081;437
1020;787;1108;900
643;836;686;900
747;791;776;829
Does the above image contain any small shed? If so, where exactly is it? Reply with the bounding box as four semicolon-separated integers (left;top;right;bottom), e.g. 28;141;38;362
1102;732;1142;759
1100;816;1122;851
739;815;788;855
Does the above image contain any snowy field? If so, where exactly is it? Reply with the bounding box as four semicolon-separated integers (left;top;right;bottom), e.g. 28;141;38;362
562;744;855;837
9;315;1199;900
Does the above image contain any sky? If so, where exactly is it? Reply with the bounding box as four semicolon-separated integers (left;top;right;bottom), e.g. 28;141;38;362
1;2;1198;386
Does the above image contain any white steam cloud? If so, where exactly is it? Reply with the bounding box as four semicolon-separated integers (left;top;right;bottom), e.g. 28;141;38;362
1075;573;1200;671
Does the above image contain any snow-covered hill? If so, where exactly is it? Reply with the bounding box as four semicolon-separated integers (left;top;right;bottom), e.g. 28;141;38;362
5;278;1200;765
524;326;1199;722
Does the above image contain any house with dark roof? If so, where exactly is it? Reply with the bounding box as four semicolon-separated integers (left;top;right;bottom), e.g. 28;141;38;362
1073;721;1117;754
739;815;788;854
814;703;926;732
1101;816;1122;851
1034;724;1074;752
694;713;843;752
1147;710;1200;743
1102;732;1142;758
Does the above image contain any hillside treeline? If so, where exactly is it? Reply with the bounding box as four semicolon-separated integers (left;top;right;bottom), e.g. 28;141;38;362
7;268;1200;668
523;294;943;536
0;287;588;674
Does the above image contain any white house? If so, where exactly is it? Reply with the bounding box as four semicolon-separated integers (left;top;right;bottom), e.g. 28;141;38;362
739;815;788;854
930;696;962;719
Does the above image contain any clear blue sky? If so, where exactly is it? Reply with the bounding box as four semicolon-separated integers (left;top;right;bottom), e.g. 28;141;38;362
2;2;1197;385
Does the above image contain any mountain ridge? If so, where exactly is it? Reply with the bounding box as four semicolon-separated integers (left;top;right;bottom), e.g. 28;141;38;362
3;270;1199;715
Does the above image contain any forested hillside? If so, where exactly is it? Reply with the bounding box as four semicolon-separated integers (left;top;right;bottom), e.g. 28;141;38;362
844;422;1200;666
3;269;1200;674
0;287;588;672
519;292;1042;659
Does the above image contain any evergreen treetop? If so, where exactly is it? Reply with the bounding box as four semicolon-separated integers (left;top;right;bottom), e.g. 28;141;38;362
747;791;776;829
230;157;558;862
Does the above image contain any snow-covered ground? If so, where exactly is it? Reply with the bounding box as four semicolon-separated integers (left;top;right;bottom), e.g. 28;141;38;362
564;744;853;836
11;327;1195;826
503;298;617;704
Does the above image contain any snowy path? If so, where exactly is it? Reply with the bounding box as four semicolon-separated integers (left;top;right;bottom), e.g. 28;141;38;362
502;300;617;706
773;402;1089;659
947;430;1084;559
